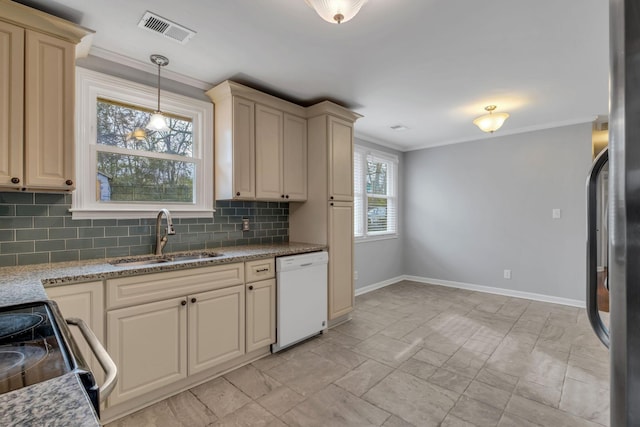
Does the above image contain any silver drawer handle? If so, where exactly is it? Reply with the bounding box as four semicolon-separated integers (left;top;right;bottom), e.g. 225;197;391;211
300;263;312;267
255;268;270;273
66;318;118;402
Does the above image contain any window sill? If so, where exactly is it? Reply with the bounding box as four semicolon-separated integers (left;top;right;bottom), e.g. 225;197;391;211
355;234;398;244
70;208;216;220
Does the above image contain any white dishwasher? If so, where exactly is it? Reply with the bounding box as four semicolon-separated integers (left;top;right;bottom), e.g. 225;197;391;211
272;251;328;352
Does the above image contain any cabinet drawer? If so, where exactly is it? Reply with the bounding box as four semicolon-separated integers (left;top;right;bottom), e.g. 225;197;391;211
245;258;275;283
107;263;244;310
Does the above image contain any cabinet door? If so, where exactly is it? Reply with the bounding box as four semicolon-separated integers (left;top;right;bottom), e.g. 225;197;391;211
255;104;284;200
188;285;245;375
328;202;354;319
246;279;276;352
0;21;23;189
24;30;75;190
327;116;354;202
232;97;255;199
107;297;187;405
283;114;307;201
46;281;105;384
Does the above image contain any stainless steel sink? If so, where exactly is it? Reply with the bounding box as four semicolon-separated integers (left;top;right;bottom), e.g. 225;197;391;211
110;252;221;267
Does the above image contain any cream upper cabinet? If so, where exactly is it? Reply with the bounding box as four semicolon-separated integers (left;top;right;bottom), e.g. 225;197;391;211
0;3;92;191
0;20;24;189
206;81;307;201
328;116;355;202
255;104;284;200
46;281;105;384
283;113;308;201
328;202;354;319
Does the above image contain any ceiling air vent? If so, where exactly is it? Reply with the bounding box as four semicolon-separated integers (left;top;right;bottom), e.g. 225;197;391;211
137;12;196;45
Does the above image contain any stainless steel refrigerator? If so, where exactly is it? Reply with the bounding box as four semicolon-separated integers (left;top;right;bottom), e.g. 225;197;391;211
586;0;640;425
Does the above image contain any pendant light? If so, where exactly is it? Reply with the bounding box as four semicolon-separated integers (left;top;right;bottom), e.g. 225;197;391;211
146;54;170;132
473;105;510;133
305;0;368;24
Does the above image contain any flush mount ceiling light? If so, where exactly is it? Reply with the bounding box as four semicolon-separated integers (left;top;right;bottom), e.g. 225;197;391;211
305;0;369;24
473;105;510;133
146;54;170;132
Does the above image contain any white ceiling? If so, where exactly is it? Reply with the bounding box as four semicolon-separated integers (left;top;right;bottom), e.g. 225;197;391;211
18;0;609;151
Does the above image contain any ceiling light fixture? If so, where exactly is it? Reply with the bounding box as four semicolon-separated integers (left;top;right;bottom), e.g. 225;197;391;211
146;54;170;132
473;105;509;133
305;0;369;24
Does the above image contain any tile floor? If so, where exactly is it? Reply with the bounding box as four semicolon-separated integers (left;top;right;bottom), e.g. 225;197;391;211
107;280;610;427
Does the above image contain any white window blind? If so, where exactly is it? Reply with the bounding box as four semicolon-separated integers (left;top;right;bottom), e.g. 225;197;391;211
354;145;398;239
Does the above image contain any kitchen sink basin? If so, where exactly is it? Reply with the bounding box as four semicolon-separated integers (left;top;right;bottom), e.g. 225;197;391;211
110;252;222;267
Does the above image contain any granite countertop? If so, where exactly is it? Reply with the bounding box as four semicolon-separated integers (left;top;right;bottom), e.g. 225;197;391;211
0;241;325;426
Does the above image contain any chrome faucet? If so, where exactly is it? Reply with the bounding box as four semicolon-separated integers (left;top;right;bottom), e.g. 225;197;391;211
155;208;176;255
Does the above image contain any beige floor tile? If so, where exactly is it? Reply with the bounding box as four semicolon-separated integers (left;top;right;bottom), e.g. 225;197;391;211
464;380;511;410
428;367;473;394
443;348;490;378
475;368;518;393
251;354;285;372
363;370;458;426
334;358;394;396
440;414;479;426
379;318;425;339
321;329;363;348
514;379;561;408
496;412;540;427
353;334;421;368
282;384;390;426
256;385;305;417
559;377;609;425
334;316;387;340
211;402;277;427
265;351;348;396
450;395;503;427
224;364;281;400
412;347;451;367
505;394;605;427
106;390;217;427
382;415;415;426
398;357;438;381
566;352;610;390
190;377;252;419
310;341;369;369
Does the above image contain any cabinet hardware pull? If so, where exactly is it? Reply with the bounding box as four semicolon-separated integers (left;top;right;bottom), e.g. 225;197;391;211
256;268;269;272
10;177;20;184
330;202;334;206
281;194;285;198
191;297;197;303
285;195;289;199
330;196;334;200
181;300;187;306
248;285;254;290
236;191;241;196
65;179;73;186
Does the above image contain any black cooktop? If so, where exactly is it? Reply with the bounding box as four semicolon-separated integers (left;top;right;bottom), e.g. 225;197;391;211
0;302;74;394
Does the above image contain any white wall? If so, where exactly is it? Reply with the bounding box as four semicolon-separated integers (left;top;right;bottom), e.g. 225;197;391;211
403;123;593;302
353;138;405;291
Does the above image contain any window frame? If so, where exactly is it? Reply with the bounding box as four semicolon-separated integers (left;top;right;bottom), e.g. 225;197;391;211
72;67;214;219
354;145;399;242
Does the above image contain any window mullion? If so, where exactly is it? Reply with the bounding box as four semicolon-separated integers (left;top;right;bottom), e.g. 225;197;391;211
96;144;195;163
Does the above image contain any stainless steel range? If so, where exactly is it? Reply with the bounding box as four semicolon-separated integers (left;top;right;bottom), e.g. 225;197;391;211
0;301;116;417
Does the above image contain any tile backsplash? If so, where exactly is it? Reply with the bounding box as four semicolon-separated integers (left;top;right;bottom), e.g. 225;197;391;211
0;192;289;267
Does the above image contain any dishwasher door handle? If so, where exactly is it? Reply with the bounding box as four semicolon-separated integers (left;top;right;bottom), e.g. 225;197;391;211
66;318;118;402
299;262;313;267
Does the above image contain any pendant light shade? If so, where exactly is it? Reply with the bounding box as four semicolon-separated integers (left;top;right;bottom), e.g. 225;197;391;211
473;105;509;133
146;54;170;132
305;0;368;24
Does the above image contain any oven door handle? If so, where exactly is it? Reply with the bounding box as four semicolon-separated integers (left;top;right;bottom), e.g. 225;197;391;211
66;318;118;402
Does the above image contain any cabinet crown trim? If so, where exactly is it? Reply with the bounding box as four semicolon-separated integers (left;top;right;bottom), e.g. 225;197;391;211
206;81;306;118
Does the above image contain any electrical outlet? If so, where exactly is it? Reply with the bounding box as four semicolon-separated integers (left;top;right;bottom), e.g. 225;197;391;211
552;208;562;219
354;271;359;280
241;218;250;231
504;269;512;279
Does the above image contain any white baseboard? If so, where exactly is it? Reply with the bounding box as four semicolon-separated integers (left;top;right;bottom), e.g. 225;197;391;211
354;274;585;308
354;275;405;296
403;275;586;308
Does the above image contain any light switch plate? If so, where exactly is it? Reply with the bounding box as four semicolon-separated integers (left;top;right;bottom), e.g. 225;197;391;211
552;209;562;219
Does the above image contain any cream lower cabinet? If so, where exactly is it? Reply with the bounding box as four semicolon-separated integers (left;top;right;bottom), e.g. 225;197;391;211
46;281;105;384
328;202;354;319
107;296;187;406
245;258;276;352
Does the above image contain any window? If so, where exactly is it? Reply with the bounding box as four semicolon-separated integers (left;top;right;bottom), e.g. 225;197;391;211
354;146;398;240
72;68;213;218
